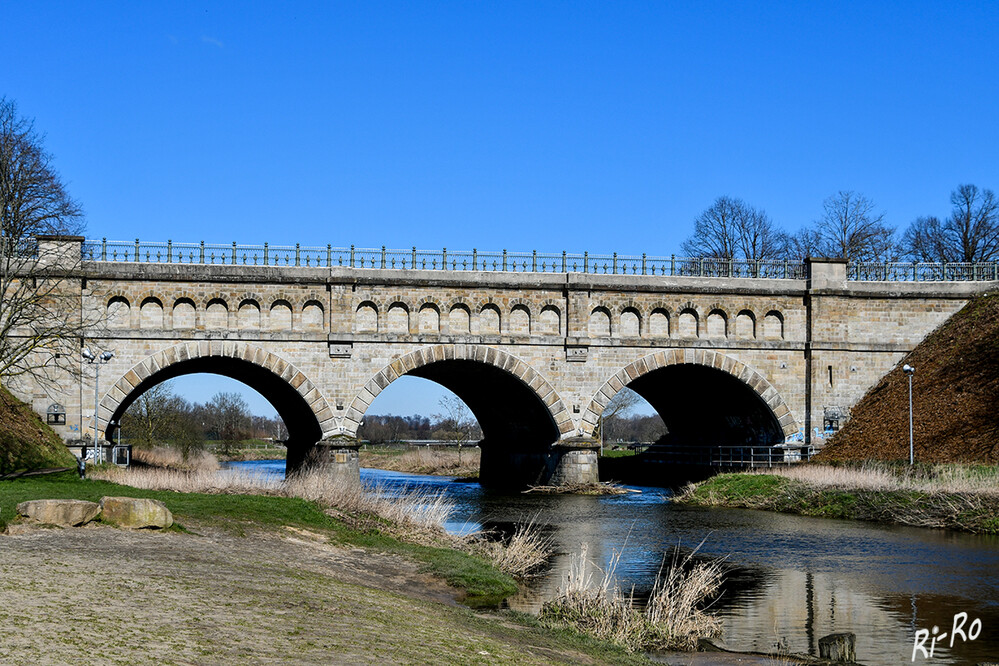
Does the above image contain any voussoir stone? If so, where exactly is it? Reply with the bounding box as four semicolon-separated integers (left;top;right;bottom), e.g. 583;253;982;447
17;499;101;526
99;497;173;529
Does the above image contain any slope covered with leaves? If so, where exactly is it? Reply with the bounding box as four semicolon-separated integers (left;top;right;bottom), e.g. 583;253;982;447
0;385;75;475
819;293;999;463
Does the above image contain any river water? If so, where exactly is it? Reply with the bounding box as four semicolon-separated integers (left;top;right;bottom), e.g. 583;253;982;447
226;460;999;665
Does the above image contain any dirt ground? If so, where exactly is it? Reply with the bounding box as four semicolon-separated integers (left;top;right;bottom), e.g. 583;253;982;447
0;521;647;665
0;520;804;665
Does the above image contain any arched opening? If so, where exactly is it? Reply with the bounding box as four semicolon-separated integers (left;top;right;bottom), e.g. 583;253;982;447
173;298;196;329
620;308;641;337
107;296;130;329
626;364;783;447
587;351;794;486
349;346;567;487
140;297;164;329
105;355;323;475
406;360;558;450
386;303;409;333
270;300;293;330
118;374;286;459
478;304;501;335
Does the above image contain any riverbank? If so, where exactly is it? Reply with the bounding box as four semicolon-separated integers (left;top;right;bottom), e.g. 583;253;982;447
675;462;999;533
0;471;647;664
360;445;481;478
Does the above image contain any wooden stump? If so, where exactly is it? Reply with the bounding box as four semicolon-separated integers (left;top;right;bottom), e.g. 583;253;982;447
818;632;856;663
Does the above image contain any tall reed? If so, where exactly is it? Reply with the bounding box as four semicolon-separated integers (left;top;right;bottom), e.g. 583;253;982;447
539;542;723;652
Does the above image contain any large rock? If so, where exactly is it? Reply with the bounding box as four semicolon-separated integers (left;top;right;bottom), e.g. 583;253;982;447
16;499;100;526
99;497;173;529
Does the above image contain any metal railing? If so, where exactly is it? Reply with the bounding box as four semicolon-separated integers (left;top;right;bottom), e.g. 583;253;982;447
646;443;815;468
849;261;999;282
78;239;999;281
81;238;808;278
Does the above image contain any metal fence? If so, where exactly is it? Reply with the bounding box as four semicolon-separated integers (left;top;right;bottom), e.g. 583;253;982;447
648;444;816;468
79;239;999;281
81;239;807;278
848;261;999;282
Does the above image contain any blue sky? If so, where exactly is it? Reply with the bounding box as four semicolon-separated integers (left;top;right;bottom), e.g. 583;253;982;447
5;2;999;418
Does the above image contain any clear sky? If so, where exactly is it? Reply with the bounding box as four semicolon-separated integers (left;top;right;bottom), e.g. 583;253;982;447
5;2;998;418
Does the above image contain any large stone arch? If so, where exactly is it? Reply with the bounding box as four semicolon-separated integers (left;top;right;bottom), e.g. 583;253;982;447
343;344;572;440
581;348;797;439
99;342;336;461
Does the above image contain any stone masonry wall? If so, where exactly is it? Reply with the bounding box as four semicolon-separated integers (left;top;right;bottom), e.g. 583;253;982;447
8;242;990;452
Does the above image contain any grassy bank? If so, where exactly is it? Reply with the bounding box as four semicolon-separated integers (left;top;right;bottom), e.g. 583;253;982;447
0;473;646;665
0;386;75;476
360;445;480;477
0;470;519;601
676;463;999;533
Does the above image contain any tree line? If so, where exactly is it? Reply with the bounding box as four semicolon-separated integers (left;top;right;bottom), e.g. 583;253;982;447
358;395;483;445
119;381;286;458
683;187;999;264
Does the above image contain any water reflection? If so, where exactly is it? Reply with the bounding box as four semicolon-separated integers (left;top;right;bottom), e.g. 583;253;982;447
226;461;999;665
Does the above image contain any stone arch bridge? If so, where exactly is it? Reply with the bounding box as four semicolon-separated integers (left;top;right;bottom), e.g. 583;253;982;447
11;237;991;487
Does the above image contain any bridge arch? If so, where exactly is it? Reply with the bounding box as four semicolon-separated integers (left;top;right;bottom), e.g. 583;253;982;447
100;342;336;465
343;344;572;445
582;349;797;442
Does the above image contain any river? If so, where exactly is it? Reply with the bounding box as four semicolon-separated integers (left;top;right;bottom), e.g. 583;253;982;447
226;460;999;665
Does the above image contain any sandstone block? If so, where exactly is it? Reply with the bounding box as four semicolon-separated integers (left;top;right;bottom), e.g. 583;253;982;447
99;497;173;529
17;499;100;526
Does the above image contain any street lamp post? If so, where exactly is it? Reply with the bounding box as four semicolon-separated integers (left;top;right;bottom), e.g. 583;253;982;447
903;364;915;465
82;347;114;464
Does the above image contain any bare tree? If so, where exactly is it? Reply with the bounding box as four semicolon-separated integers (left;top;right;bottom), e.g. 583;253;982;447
121;381;187;447
0;97;87;385
785;226;822;262
682;196;786;261
596;387;642;449
206;391;250;456
809;191;899;262
432;394;478;463
903;185;999;262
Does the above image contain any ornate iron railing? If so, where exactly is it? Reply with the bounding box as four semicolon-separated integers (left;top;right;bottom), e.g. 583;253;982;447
848;261;999;282
78;239;999;281
81;239;808;278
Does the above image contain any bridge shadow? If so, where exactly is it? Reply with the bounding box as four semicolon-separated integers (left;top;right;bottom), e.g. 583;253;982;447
601;364;786;488
399;360;562;488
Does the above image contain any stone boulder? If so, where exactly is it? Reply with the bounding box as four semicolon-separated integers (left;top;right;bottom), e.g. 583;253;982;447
99;497;173;529
16;499;100;526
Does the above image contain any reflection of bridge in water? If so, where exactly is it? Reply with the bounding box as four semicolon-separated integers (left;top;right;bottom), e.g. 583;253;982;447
11;236;994;487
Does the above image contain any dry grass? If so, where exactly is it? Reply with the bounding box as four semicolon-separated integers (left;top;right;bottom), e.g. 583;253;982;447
360;447;480;477
539;542;723;652
679;462;999;533
89;465;552;578
131;446;220;472
763;461;999;495
468;520;554;579
523;482;635;496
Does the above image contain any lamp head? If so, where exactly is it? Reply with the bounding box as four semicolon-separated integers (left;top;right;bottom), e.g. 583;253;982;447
100;351;114;362
81;348;94;361
903;364;915;375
